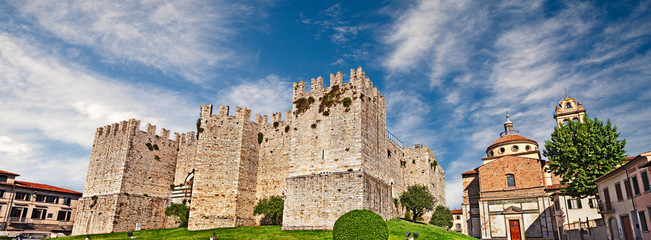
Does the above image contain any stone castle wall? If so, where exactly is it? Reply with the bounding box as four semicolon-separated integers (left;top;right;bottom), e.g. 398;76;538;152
73;120;178;235
187;105;259;230
254;112;291;203
75;67;446;235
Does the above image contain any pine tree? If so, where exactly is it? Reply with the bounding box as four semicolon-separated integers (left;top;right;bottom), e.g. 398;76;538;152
544;115;626;198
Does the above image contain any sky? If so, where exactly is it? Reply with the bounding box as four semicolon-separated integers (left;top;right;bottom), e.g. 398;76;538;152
1;0;650;209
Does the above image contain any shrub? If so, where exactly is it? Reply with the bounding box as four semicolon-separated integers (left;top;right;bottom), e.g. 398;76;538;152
254;196;284;225
333;209;388;240
258;133;264;144
311;123;317;129
323;110;330;116
273;122;279;128
165;203;190;225
294;97;311;114
429;205;453;228
285;125;290;132
343;97;352;107
319;85;342;113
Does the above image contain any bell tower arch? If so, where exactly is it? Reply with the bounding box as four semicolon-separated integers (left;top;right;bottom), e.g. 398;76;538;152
553;96;586;128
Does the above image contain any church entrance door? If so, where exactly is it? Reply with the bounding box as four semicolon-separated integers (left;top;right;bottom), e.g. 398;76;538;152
509;219;521;240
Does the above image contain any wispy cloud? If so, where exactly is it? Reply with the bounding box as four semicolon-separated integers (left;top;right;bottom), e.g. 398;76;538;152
0;32;198;191
215;75;293;121
383;0;651;207
9;0;257;83
300;3;367;44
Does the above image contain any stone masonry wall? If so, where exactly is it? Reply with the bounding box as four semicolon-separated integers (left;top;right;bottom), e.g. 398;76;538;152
112;195;174;232
173;131;197;186
254;111;292;225
121;123;178;197
74;119;179;235
282;171;365;230
72;195;118;235
82;119;138;197
188;105;259;230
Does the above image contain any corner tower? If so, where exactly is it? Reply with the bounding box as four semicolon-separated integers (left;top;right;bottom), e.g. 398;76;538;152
554;95;586;127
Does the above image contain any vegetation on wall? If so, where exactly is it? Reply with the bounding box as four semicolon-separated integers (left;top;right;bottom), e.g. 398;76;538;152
254;196;284;226
165;203;190;225
258;133;264;144
196;118;204;140
319;85;342;113
145;143;154;151
294;97;311;115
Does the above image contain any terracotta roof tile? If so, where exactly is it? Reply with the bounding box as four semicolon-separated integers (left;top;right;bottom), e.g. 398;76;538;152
488;135;537;150
13;181;82;195
450;209;462;214
462;170;477;175
0;169;20;176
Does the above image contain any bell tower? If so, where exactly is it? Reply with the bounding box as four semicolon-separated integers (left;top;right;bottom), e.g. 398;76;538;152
553;95;586;128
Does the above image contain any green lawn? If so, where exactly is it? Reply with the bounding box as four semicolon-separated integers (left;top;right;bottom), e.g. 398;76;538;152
59;218;473;240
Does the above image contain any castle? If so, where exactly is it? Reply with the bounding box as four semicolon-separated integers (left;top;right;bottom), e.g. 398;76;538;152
72;67;446;235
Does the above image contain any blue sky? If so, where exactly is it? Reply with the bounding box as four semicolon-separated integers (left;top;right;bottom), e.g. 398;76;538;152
1;0;650;209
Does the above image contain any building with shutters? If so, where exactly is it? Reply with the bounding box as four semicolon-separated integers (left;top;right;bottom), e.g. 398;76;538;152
0;169;82;238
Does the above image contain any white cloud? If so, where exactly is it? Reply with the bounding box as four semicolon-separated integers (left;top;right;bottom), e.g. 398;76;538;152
300;3;366;44
445;176;464;208
215;75;293;121
0;32;200;192
0;136;31;155
10;0;255;83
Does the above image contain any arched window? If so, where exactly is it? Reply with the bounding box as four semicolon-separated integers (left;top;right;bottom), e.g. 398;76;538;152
563;120;570;126
506;174;515;187
566;102;572;109
573;118;579;122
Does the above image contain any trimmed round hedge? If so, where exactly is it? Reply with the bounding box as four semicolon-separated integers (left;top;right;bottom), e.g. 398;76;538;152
333;209;388;240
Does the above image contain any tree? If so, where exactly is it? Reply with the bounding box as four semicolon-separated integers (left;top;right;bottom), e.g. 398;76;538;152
429;205;453;228
253;195;284;225
544;115;626;198
165;203;190;225
400;185;436;222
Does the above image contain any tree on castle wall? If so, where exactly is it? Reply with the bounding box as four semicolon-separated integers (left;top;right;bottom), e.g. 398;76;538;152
400;185;436;222
544;115;627;198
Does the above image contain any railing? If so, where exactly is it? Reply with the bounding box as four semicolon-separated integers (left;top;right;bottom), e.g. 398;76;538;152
8;217;27;223
386;129;404;148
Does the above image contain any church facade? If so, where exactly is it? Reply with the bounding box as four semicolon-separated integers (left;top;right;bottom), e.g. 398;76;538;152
461;96;603;240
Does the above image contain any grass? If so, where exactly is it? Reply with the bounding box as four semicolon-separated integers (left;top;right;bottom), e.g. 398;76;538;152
59;218;473;240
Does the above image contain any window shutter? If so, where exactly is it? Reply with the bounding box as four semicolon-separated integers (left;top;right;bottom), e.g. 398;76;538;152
567;199;573;209
577;199;582;208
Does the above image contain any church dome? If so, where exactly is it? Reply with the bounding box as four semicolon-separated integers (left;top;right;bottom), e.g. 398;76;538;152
484;114;540;161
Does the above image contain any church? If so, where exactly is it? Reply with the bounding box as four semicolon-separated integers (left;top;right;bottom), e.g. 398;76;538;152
461;96;602;240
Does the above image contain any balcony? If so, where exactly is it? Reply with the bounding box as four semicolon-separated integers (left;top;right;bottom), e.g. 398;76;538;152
598;202;614;213
8;217;27;223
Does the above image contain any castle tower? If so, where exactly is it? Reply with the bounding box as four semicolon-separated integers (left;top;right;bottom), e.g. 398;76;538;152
72;119;178;235
187;105;260;230
283;67;393;230
554;95;586;128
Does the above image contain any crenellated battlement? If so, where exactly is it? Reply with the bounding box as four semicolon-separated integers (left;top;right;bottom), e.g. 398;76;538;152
292;67;376;101
95;118;140;138
201;104;213;118
255;114;269;126
272;112;282;123
218;105;229;117
236;106;251;119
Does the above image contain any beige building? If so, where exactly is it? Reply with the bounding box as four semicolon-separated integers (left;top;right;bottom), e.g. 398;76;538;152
73;67;446;235
595;152;651;240
0;169;82;238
